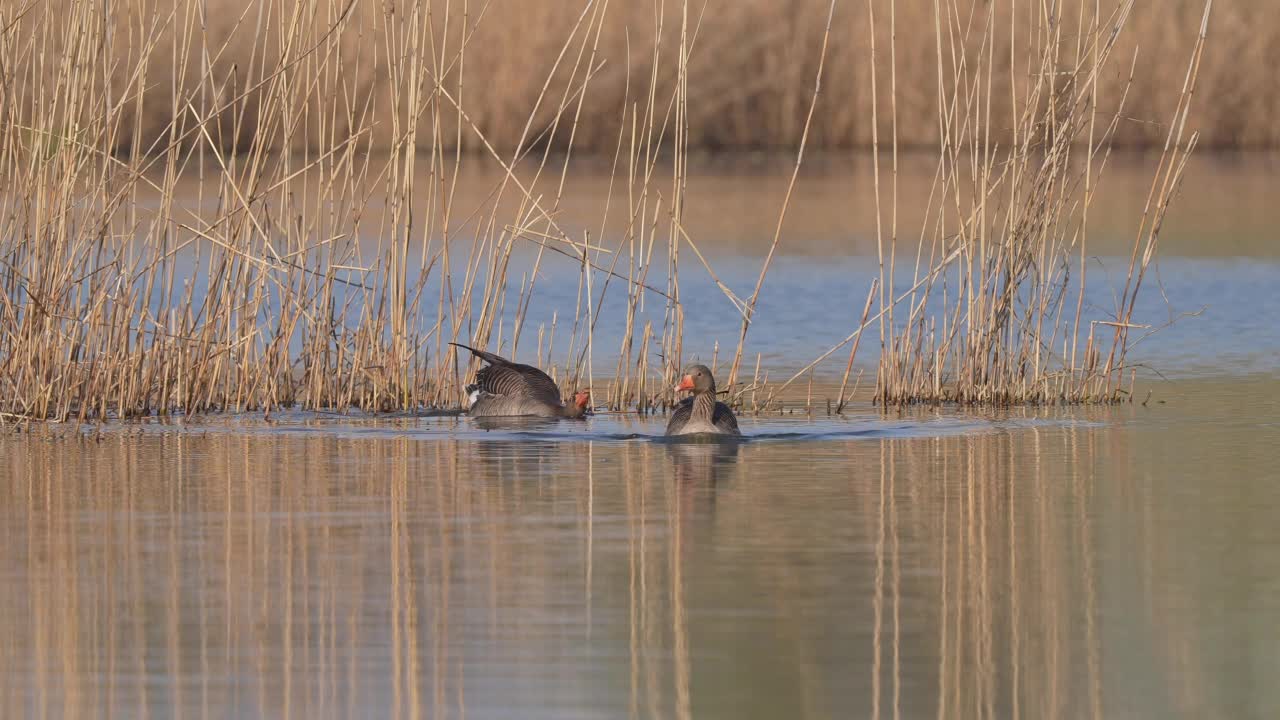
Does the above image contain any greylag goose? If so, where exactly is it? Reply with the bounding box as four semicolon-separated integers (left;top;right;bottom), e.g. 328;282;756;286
665;364;740;436
450;342;590;419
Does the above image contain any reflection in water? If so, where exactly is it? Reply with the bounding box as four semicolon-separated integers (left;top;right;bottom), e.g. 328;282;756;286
1;390;1278;718
469;416;565;433
667;440;741;488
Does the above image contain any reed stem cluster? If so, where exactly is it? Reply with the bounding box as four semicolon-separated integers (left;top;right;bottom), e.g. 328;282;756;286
0;0;1211;420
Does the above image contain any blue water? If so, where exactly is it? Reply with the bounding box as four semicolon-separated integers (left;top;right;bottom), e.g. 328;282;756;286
465;252;1280;379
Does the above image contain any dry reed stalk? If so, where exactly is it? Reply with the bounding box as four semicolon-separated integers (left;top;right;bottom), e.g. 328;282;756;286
858;0;1214;406
723;0;837;392
0;0;1214;420
835;280;878;414
0;0;684;420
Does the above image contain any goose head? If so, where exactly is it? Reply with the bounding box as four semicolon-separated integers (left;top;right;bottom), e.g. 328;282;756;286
674;365;717;395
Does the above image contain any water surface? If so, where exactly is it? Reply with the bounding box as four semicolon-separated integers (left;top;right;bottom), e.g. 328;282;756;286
2;154;1279;719
2;375;1279;719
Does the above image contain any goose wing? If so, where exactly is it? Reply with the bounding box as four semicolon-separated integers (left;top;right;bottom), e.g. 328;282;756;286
712;401;740;434
473;363;562;406
452;342;563;408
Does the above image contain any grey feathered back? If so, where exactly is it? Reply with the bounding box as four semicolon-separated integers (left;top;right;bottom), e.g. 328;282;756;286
452;342;565;413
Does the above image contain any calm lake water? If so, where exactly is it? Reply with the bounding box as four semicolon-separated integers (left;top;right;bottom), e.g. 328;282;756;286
2;153;1279;719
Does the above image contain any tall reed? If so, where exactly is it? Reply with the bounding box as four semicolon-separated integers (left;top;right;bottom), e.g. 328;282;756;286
861;0;1214;405
0;0;738;420
0;0;1216;419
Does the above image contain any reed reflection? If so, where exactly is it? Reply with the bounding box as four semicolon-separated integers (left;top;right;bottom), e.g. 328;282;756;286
0;407;1266;719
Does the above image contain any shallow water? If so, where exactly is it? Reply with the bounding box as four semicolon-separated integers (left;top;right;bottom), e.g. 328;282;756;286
2;154;1280;719
2;375;1279;719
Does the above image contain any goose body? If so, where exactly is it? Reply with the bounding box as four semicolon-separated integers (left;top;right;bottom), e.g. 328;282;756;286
665;365;740;436
451;342;589;419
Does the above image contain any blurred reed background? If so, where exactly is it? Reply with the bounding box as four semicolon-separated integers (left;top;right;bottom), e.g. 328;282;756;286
11;0;1275;154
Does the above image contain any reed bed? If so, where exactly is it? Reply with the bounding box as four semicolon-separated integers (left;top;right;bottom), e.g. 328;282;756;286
724;0;1214;409
0;0;711;420
0;0;1214;420
858;0;1214;405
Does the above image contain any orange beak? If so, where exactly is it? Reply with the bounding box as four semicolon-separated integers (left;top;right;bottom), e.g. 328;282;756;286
575;390;591;407
674;375;694;392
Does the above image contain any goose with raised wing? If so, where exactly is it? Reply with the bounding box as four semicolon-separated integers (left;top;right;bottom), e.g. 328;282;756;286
665;364;740;436
451;342;590;419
